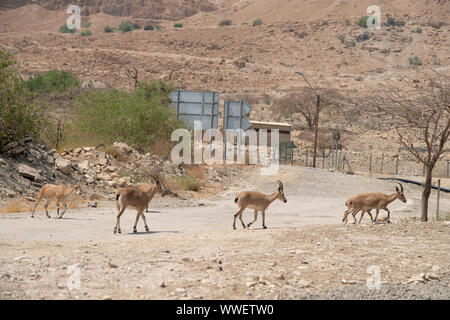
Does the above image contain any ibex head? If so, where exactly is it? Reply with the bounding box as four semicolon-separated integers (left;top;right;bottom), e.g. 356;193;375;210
148;173;170;197
395;183;406;203
276;180;287;203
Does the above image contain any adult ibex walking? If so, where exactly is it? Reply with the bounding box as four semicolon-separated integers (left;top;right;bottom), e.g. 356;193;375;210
342;183;407;225
114;173;168;234
233;180;287;230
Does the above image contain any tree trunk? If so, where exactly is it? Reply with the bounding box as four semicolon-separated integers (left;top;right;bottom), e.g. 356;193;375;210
421;166;433;222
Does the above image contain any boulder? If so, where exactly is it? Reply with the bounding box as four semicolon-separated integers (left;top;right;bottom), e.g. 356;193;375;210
55;158;72;175
16;164;44;182
78;160;90;171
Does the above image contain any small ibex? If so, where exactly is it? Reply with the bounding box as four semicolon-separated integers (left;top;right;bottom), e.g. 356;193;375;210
31;183;81;218
114;173;168;234
233;180;287;230
342;183;407;225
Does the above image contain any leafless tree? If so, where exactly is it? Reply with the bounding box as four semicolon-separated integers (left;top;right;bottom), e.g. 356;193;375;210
369;71;449;221
125;67;141;88
273;88;345;129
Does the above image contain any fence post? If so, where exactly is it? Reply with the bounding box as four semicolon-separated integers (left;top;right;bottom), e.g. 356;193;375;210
436;179;441;221
305;148;308;167
395;155;399;175
380;153;384;174
322;150;325;169
369;153;372;174
422;163;425;177
331;131;335;170
447;160;449;178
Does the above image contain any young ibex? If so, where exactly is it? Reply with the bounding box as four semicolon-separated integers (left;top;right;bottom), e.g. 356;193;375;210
31;183;81;218
233;180;287;230
342;183;407;225
114;173;168;234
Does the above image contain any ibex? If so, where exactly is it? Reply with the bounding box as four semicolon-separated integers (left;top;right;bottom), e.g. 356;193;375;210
31;183;81;218
114;173;168;234
342;183;406;225
233;180;287;230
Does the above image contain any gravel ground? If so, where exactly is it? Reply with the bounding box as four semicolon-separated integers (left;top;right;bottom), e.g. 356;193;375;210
0;166;449;300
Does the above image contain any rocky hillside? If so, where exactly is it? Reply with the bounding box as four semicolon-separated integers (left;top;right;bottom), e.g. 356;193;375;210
0;138;188;202
0;0;216;20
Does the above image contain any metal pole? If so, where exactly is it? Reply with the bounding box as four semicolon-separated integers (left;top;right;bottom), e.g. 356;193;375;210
395;156;399;175
312;95;320;168
322;150;325;168
381;153;384;174
447;160;449;178
331;130;335;170
436;179;441;220
305;148;309;167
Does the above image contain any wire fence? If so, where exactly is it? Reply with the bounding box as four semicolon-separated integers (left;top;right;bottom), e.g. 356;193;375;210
293;148;450;178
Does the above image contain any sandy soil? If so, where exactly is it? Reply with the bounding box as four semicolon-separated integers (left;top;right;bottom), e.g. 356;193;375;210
1;166;449;299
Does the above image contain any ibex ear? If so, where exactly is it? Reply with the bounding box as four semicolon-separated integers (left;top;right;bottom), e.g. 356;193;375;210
395;186;399;192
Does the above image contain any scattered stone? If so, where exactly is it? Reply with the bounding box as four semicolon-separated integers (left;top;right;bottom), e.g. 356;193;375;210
16;164;44;182
407;273;426;284
55;158;72;175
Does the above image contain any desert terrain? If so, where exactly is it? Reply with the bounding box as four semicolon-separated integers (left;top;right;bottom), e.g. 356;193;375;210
0;0;449;300
1;165;450;300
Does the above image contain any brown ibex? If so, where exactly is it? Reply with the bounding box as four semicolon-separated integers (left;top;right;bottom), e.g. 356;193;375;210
233;180;287;230
114;174;168;234
342;183;407;225
31;184;81;218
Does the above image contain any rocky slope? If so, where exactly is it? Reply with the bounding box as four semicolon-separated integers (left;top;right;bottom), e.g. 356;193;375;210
0;0;216;20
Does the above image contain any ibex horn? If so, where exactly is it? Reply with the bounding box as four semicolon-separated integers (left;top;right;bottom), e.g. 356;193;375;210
276;180;284;190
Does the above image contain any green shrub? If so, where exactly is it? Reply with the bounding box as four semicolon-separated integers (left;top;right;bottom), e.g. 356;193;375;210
0;51;47;147
252;18;263;27
408;56;422;67
385;14;405;27
81;30;92;36
144;25;154;31
344;19;351;26
177;175;199;191
24;70;80;93
133;23;141;30
67;80;183;152
432;54;441;66
119;20;134;32
82;21;92;28
59;23;76;34
219;19;232;27
104;25;114;33
155;25;162;31
338;34;346;43
174;23;183;28
358;16;369;28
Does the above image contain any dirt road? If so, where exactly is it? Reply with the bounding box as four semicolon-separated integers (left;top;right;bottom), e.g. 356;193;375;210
1;166;449;299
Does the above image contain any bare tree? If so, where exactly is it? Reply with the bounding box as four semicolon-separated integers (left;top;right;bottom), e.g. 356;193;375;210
274;88;345;129
125;67;141;88
370;71;449;221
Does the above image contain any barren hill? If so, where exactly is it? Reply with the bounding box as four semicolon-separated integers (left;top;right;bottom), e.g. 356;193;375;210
0;0;216;20
0;0;448;156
